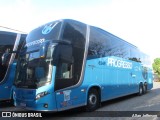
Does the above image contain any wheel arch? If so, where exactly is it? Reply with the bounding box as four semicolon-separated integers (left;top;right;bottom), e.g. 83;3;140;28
86;85;102;103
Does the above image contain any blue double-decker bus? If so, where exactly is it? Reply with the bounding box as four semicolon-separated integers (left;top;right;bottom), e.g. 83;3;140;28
13;19;153;111
0;29;26;102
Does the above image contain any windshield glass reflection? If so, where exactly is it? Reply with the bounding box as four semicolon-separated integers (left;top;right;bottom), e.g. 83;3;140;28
14;44;54;88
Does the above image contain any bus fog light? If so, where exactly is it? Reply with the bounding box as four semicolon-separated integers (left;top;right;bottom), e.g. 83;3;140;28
44;103;48;108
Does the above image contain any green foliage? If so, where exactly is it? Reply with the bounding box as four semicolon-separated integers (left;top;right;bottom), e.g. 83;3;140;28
152;58;160;77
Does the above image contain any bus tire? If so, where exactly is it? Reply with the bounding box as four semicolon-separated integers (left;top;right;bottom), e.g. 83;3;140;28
86;88;100;112
138;84;143;96
143;83;147;94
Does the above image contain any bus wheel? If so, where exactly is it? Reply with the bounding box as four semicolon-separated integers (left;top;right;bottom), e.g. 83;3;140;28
143;83;147;94
86;88;100;112
138;84;143;96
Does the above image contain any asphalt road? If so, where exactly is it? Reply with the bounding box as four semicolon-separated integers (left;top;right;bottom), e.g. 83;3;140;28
1;82;160;120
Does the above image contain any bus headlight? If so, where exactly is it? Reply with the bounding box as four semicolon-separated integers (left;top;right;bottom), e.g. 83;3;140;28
35;91;49;100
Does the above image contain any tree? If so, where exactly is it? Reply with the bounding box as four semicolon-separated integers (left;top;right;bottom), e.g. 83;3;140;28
152;58;160;77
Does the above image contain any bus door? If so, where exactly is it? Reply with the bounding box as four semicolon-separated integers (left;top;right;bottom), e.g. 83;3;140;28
55;76;84;111
53;44;84;110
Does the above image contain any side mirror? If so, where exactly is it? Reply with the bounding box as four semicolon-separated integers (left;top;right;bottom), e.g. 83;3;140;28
40;41;49;58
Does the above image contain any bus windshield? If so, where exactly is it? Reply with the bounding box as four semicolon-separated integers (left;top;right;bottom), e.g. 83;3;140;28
14;44;54;89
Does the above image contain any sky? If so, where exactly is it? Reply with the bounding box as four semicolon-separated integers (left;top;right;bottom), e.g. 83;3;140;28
0;0;160;61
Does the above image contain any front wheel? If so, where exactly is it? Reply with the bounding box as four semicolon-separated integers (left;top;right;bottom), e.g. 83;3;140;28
86;89;100;112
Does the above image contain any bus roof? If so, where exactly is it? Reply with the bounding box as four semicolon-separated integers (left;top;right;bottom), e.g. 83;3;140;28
31;19;138;50
0;26;27;34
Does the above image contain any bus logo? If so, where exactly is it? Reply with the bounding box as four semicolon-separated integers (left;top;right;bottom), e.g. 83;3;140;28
42;22;59;35
107;58;132;69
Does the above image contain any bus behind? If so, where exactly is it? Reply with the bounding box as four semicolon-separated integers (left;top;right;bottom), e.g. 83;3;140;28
0;30;27;102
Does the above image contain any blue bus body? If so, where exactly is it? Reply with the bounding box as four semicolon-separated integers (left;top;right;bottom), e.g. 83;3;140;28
0;31;26;101
13;19;153;111
85;56;152;101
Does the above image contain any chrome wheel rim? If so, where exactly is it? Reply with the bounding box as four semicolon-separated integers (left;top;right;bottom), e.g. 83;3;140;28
89;94;97;105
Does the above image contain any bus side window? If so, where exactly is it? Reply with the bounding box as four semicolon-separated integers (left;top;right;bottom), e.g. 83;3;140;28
56;62;72;79
55;62;74;91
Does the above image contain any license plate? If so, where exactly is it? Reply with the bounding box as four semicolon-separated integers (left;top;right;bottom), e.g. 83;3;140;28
20;103;26;107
